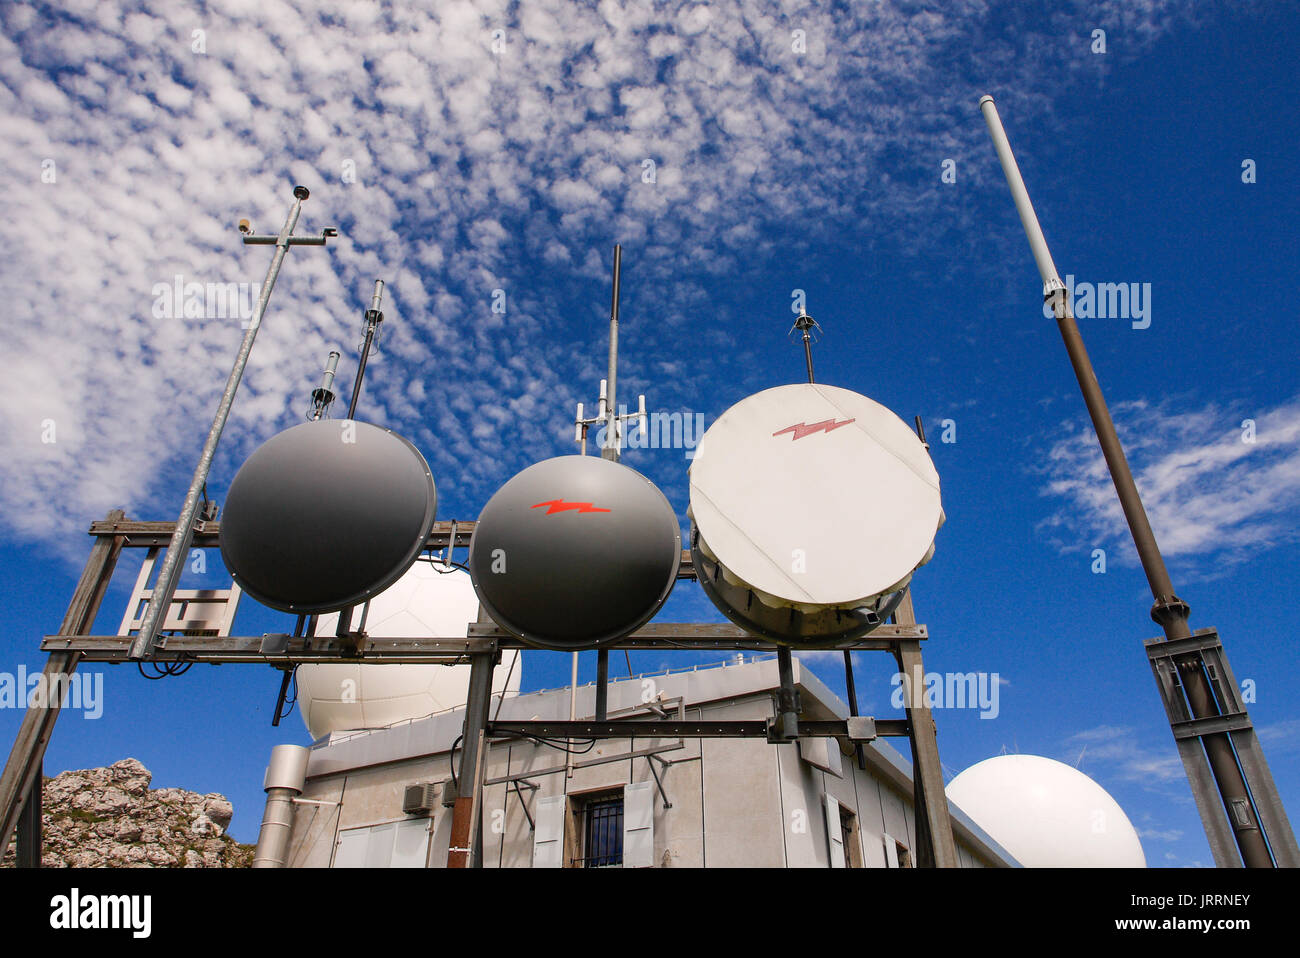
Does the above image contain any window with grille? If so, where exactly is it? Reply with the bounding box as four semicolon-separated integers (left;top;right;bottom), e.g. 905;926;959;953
577;795;624;868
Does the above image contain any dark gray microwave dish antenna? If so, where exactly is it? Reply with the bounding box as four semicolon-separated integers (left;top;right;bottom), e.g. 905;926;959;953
468;455;681;650
219;419;437;614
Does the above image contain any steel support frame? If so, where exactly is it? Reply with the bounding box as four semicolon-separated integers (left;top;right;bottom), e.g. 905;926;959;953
15;759;40;869
1146;630;1300;868
447;607;498;869
41;622;929;663
3;512;958;869
483;743;687;788
0;509;126;864
890;591;959;869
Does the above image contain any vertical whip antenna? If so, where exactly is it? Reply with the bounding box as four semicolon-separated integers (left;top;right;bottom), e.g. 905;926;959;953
790;305;821;384
309;350;341;420
346;279;385;419
573;245;647;458
601;245;622;461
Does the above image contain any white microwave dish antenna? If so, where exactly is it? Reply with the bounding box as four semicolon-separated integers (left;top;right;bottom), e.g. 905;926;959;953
688;382;943;644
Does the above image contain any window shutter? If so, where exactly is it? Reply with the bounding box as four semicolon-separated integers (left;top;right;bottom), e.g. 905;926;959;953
532;796;566;868
825;794;846;868
364;822;395;868
883;832;900;868
333;828;368;868
623;782;655;868
391;818;431;868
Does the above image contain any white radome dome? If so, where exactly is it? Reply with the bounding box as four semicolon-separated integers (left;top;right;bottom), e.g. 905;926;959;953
946;754;1146;867
298;561;521;739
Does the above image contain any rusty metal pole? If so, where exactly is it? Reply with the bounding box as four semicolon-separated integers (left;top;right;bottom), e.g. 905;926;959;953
981;95;1275;867
447;607;497;868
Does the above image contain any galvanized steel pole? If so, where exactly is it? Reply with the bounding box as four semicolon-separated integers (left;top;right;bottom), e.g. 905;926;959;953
345;280;385;419
129;186;336;660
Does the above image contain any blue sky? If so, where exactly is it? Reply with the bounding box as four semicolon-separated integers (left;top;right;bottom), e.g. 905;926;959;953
1;1;1297;864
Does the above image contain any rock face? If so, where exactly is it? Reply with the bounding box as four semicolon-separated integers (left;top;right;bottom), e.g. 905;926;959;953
1;758;254;868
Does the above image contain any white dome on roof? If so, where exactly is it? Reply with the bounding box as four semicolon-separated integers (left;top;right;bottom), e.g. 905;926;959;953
946;754;1146;868
298;561;520;738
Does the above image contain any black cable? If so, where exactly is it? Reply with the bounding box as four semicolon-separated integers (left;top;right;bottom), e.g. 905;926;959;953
273;666;299;722
496;730;597;755
448;734;463;790
417;551;470;574
136;657;193;679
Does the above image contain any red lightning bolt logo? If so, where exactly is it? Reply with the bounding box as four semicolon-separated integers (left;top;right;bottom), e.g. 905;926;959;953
772;418;856;440
530;499;612;515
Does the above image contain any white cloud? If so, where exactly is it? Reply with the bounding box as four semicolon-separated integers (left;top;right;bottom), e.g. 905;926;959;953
1256;718;1300;754
0;0;1198;555
1138;827;1183;842
1064;724;1184;786
1035;396;1300;574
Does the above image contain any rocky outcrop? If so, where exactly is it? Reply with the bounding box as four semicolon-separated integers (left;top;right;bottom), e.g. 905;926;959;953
1;758;254;868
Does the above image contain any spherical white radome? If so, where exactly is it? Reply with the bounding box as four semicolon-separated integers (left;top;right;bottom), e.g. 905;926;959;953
946;754;1146;867
296;562;521;739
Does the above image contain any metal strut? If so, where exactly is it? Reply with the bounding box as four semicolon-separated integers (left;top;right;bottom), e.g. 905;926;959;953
0;509;127;864
646;755;672;809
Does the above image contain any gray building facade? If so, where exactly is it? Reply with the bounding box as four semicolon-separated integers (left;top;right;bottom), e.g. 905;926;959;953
277;655;1018;868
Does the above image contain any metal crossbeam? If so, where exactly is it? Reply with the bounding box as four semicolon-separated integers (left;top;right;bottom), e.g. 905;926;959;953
488;719;903;739
44;621;928;663
466;620;927;647
41;633;496;664
84;517;703;579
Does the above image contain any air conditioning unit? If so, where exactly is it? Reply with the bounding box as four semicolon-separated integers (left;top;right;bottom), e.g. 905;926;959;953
402;782;442;816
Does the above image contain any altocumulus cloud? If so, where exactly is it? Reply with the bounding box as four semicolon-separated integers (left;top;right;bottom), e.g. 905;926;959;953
0;0;1198;553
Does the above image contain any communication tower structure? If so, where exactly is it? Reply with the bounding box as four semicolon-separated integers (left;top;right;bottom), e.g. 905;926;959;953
0;237;962;870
